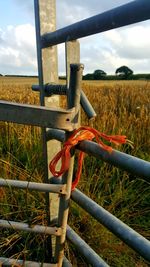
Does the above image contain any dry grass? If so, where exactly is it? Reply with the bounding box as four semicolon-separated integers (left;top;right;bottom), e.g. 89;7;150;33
82;80;150;154
0;76;38;104
0;77;150;266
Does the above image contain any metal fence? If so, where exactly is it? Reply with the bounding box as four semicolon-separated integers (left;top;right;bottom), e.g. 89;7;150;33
0;0;150;266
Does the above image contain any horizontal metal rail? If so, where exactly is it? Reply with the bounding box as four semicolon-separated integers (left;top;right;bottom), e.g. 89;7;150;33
0;220;62;236
45;129;150;181
0;258;57;267
77;141;150;182
32;84;67;96
32;84;96;119
71;189;150;262
66;225;109;267
41;0;150;47
46;128;66;142
0;100;76;131
62;257;72;267
0;178;67;194
81;90;96;119
0;257;71;267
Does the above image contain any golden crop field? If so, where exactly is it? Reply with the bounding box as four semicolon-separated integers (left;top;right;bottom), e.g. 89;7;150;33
0;77;150;266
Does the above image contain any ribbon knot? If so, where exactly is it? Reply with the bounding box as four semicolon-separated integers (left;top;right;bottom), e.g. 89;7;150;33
49;126;128;190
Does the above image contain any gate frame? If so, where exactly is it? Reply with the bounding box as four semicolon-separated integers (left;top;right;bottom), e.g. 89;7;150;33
0;0;150;266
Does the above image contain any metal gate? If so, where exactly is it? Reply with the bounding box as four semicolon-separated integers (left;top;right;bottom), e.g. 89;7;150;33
0;0;150;266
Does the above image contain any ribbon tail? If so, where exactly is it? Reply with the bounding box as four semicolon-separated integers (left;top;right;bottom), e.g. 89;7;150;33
72;152;85;190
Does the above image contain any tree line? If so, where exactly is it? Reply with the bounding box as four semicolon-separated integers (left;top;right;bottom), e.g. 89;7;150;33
83;66;150;80
1;66;150;80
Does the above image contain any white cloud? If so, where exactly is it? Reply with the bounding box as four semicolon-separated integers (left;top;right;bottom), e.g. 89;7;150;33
56;1;90;28
56;1;150;75
76;21;150;75
56;0;131;28
13;0;34;18
105;25;150;59
0;24;37;75
1;1;150;75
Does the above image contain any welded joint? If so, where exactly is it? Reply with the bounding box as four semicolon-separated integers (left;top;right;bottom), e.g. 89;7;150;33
54;227;63;236
32;82;97;120
0;100;77;131
0;178;67;195
59;184;67;195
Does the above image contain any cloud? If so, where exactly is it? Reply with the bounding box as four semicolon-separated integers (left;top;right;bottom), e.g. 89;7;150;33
56;0;131;28
56;2;90;28
13;0;34;18
0;24;37;75
102;23;150;73
75;20;150;75
105;23;150;58
55;10;150;75
1;1;150;75
12;0;133;29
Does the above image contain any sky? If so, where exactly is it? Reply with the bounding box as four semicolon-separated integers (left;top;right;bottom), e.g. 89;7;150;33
0;0;150;76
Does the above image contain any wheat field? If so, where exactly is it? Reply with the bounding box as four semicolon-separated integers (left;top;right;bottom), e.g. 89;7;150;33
0;77;150;266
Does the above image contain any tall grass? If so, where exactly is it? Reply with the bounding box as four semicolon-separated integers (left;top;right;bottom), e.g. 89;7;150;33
0;77;150;266
68;80;150;266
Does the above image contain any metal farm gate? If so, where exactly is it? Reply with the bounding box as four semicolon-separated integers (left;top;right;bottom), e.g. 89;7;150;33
0;0;150;266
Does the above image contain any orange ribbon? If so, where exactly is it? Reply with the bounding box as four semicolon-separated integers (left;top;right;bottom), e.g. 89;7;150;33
49;126;127;190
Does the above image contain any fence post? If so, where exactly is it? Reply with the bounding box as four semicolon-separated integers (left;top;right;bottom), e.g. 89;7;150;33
65;40;80;125
38;0;60;259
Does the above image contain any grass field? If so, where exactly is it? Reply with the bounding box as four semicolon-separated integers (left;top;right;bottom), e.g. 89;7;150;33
0;77;150;266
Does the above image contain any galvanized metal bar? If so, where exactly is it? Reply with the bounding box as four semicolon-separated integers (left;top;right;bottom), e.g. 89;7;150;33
55;64;83;266
0;100;76;131
44;130;150;181
0;178;67;194
0;257;71;267
65;41;80;122
0;220;62;236
77;140;150;181
34;0;45;106
37;0;60;260
41;0;150;47
32;84;67;97
80;90;96;120
68;64;84;116
34;0;52;260
62;257;72;267
71;189;150;262
39;0;58;84
46;128;66;142
46;45;82;266
32;84;96;120
65;41;80;88
66;225;109;267
0;258;57;267
54;158;74;266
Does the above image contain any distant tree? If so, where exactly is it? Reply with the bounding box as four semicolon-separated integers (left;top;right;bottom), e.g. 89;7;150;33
83;73;94;80
93;69;107;80
0;74;2;76
115;66;133;79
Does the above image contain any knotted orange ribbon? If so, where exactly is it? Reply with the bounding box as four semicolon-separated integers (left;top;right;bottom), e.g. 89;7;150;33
49;126;127;190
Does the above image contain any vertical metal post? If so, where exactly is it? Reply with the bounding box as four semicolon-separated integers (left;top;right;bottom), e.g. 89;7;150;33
55;64;83;266
65;40;80;125
65;40;80;87
38;2;61;250
34;0;59;261
53;41;81;266
39;0;58;84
